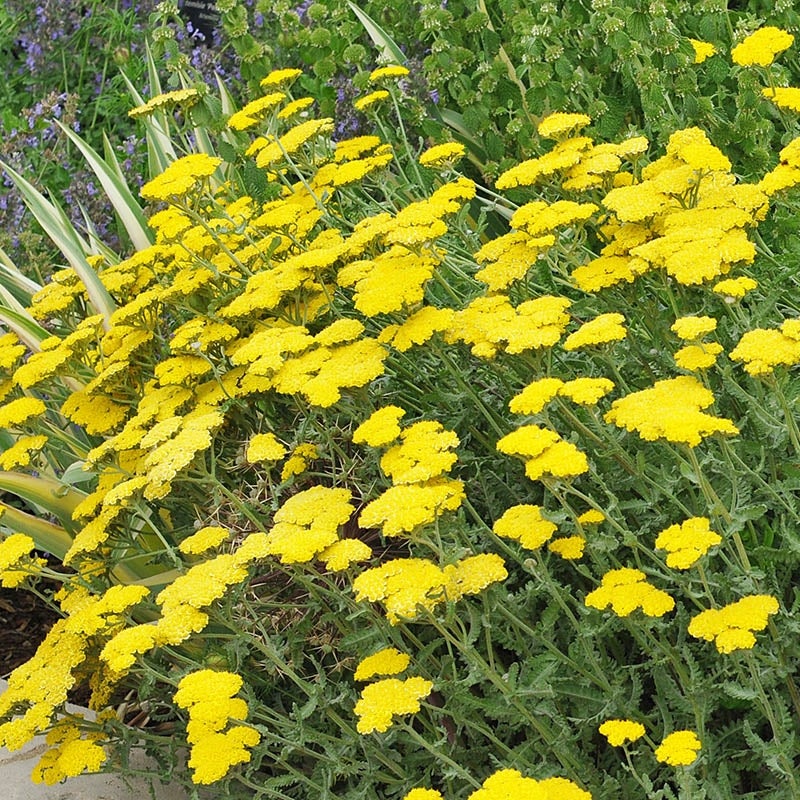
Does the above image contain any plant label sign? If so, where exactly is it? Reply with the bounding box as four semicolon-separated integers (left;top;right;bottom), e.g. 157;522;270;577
179;0;220;43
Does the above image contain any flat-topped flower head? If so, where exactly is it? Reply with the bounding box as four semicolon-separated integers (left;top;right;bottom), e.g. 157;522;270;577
605;375;739;447
141;154;222;203
354;675;432;734
353;406;406;447
419;142;466;169
260;67;303;88
468;769;591;800
585;567;675;617
563;313;627;350
354;90;390;112
369;65;409;82
655;730;702;766
732;26;794;67
354;648;410;681
713;276;757;300
599;718;646;746
674;342;723;371
689;39;716;64
671;315;717;340
538;112;591;139
730;327;800;375
762;87;800;113
688;594;779;653
548;535;585;560
655;517;721;569
493;504;557;550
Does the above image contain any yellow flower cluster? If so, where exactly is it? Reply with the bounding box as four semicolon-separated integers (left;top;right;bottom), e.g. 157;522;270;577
598;718;646;746
173;670;260;784
731;26;794;67
654;730;702;766
246;432;287;463
0;584;149;749
569;126;765;291
357;414;464;537
31;716;107;785
354;647;411;680
263;485;356;563
563;313;627;350
352;554;507;624
352;406;406;446
354;676;432;734
0;531;44;587
492;504;557;550
140;153;222;203
655;517;721;569
419;142;466;168
128;87;200;119
729;320;800;375
688;595;779;653
178;525;230;556
689;38;716;64
447;295;572;358
585;567;674;617
496;110;645;193
496;424;589;482
467;768;591;800
604;376;739;447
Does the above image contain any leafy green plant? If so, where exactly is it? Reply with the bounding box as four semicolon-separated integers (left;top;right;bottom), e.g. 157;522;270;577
3;26;800;800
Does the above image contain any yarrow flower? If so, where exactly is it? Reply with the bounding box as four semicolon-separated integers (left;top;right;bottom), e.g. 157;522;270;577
419;142;466;168
354;676;432;733
599;718;646;746
713;276;757;300
497;424;589;481
354;648;411;680
493;504;557;550
605;375;739;447
369;65;410;82
173;670;260;784
537;112;591;139
179;526;230;556
246;432;287;462
548;535;585;560
655;517;721;569
140;154;222;203
353;406;406;447
762;87;800;113
577;509;605;525
671;316;717;340
674;342;723;371
260;67;303;88
731;26;794;67
403;790;443;800
467;768;591;800
655;730;702;766
730;324;800;375
585;567;675;617
563;313;627;350
688;595;779;653
689;39;716;64
354;90;390;112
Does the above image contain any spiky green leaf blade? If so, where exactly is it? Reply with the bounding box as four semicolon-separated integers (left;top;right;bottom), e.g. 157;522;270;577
346;2;406;63
55;121;152;251
0;160;116;326
0;503;73;560
0;472;86;533
119;70;176;176
0;304;52;351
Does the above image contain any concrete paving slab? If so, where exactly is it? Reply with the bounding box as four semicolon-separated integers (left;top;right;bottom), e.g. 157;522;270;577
0;680;191;800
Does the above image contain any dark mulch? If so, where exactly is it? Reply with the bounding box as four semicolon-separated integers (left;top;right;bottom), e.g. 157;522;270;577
0;585;60;678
